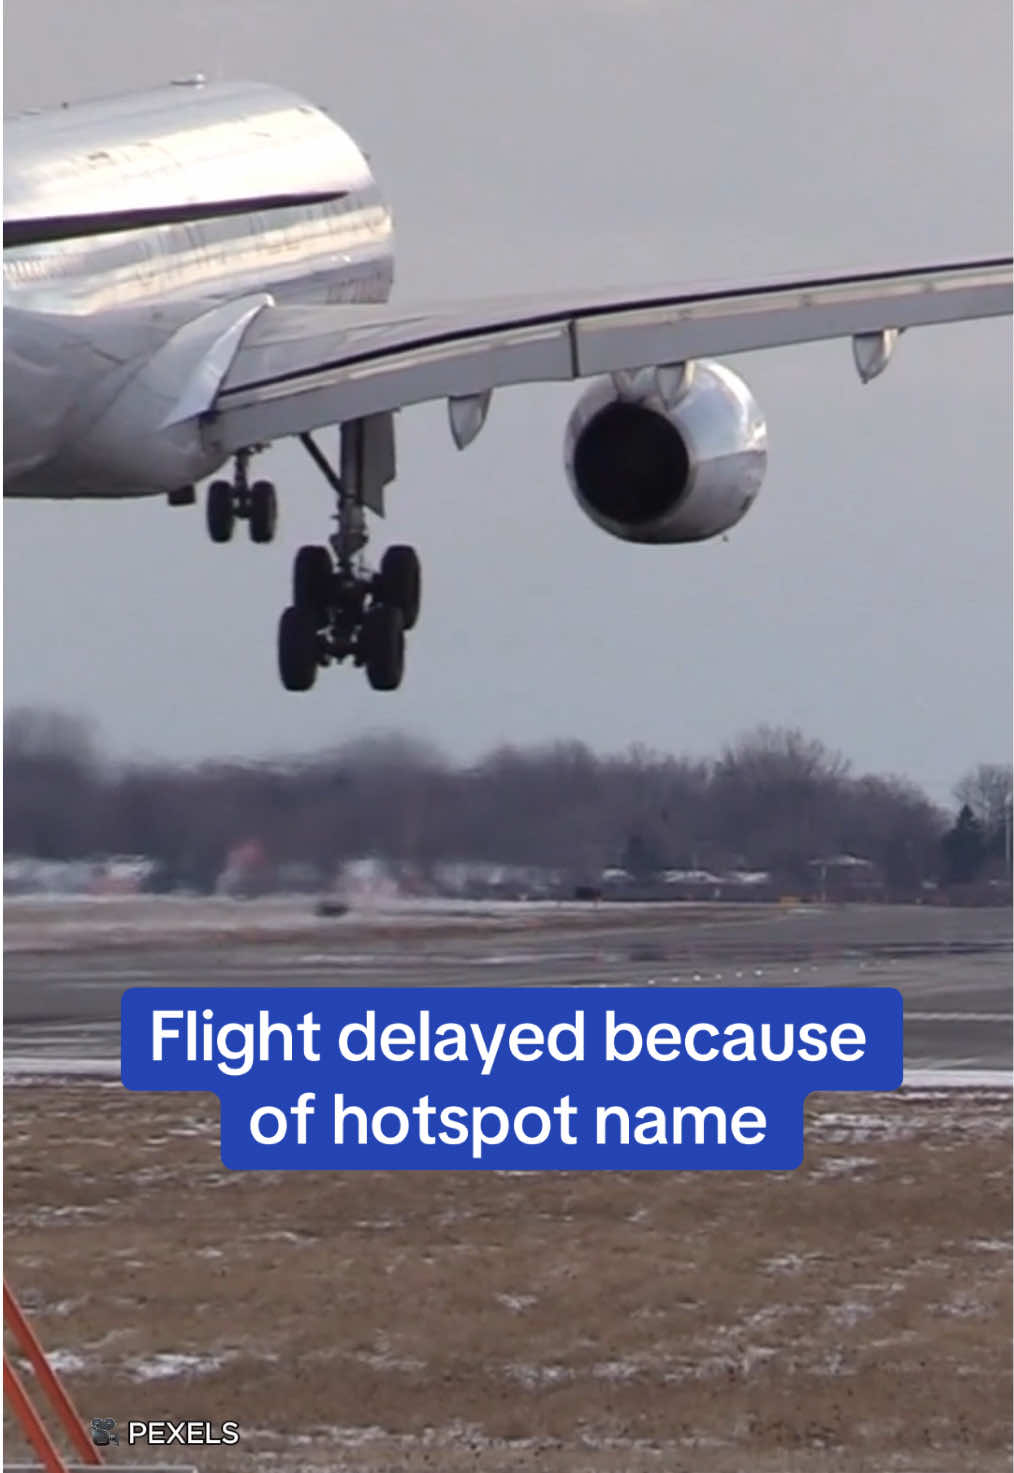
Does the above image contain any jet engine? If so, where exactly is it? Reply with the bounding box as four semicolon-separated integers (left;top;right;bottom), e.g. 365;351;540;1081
564;359;767;543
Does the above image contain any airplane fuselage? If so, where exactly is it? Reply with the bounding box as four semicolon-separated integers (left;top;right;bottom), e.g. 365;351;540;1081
4;78;394;315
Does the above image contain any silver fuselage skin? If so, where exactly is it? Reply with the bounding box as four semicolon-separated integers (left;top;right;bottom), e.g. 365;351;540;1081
4;80;394;494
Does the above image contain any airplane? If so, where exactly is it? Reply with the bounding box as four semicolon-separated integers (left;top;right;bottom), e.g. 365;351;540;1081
4;77;1011;695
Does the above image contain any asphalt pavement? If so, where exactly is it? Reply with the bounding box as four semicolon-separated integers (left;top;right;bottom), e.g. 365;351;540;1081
5;901;1010;1075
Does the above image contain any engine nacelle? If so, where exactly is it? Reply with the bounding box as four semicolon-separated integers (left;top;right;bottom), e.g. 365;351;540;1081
564;359;767;543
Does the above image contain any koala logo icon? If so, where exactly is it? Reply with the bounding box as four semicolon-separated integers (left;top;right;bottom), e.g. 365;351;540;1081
90;1417;119;1445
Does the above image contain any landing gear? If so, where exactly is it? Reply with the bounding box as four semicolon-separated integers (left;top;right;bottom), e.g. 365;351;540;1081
275;420;418;694
378;545;422;630
206;479;235;542
278;606;320;692
249;479;278;543
363;604;406;690
293;545;333;618
206;450;277;543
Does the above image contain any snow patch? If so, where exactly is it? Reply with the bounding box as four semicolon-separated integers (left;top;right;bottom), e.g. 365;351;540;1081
44;1348;88;1375
495;1293;538;1313
506;1362;575;1388
131;1351;231;1380
812;1154;878;1179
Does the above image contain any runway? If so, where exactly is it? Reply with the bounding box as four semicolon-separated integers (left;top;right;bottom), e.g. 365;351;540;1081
5;899;1011;1077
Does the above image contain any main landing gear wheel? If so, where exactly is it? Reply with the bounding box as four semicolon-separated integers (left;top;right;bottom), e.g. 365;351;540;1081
363;604;406;691
206;480;235;542
206;451;278;544
293;545;334;622
249;480;278;544
378;544;422;630
278;606;319;691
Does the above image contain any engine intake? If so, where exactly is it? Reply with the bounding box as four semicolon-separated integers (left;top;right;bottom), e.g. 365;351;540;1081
564;360;767;544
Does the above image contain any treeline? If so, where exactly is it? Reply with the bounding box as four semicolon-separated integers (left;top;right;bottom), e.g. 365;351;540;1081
3;708;1010;896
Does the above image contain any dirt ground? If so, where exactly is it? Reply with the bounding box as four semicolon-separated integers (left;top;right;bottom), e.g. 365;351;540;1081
4;1079;1010;1473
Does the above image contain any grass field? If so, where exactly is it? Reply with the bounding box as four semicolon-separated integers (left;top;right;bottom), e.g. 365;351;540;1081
5;1078;1010;1472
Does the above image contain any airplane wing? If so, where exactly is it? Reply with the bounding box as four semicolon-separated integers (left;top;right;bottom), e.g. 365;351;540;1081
208;256;1012;456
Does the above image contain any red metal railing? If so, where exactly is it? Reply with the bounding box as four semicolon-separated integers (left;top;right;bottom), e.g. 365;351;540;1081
3;1279;103;1470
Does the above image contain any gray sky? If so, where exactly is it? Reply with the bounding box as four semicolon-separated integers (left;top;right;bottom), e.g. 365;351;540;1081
4;0;1011;800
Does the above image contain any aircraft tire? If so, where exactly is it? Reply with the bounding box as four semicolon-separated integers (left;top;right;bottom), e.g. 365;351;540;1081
293;545;334;621
206;480;235;542
278;605;319;691
378;544;422;630
249;479;278;543
363;604;405;690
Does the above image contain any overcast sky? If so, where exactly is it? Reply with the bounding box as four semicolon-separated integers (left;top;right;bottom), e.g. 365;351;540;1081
4;0;1011;799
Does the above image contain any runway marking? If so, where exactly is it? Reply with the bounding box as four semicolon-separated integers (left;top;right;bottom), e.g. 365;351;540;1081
905;1011;1011;1023
903;1068;1012;1089
6;1058;1012;1087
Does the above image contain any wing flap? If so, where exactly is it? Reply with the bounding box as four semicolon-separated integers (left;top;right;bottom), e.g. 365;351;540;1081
210;315;576;452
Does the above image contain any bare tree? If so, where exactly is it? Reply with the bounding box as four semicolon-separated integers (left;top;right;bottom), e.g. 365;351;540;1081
954;763;1013;836
708;726;851;881
2;706;988;896
4;707;105;858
